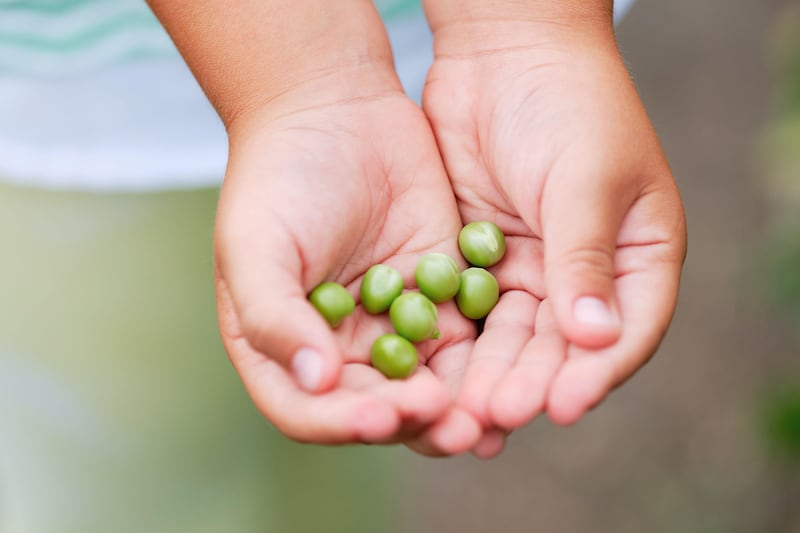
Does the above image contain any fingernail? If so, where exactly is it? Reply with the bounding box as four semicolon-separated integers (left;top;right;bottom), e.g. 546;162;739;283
573;297;618;328
292;348;323;391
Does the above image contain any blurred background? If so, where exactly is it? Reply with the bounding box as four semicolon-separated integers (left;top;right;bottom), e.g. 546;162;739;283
1;0;799;532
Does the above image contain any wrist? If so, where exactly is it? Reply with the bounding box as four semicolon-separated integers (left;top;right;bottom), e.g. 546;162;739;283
225;60;405;141
422;0;616;58
149;0;400;128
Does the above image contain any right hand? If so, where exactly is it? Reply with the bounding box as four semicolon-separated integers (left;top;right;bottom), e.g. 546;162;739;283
420;10;686;455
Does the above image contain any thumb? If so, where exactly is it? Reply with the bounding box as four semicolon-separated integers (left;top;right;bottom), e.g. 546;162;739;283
215;212;343;393
540;162;635;349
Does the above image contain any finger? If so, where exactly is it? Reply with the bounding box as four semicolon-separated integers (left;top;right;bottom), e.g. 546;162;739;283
424;337;475;394
406;331;482;456
404;407;482;457
339;364;452;428
490;234;546;300
215;203;342;393
218;293;401;443
489;299;566;430
536;157;639;349
415;300;479;367
546;246;682;425
456;290;538;426
471;428;508;460
241;358;400;444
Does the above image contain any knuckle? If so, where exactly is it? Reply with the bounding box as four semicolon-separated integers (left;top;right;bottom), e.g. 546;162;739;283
239;304;283;354
558;245;615;278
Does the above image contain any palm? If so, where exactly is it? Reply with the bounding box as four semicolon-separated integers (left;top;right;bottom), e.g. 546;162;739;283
214;93;480;451
423;47;686;442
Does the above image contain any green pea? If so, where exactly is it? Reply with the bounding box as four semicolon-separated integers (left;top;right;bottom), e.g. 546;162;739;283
308;281;355;328
456;268;499;320
414;253;461;303
389;292;439;342
360;264;404;314
458;221;507;267
370;334;419;379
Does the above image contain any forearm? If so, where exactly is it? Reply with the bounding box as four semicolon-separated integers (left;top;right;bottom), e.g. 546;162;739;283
422;0;615;54
147;0;398;128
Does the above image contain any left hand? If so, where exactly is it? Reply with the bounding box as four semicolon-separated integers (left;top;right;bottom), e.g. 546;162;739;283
213;70;484;455
421;16;687;457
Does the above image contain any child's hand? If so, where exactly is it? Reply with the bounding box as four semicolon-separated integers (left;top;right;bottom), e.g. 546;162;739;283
214;72;483;453
147;0;486;455
422;9;687;454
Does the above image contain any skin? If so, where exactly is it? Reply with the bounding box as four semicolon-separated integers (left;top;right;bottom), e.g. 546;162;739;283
422;0;687;457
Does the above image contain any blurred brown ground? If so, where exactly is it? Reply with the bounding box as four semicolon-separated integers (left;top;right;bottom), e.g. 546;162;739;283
399;1;800;532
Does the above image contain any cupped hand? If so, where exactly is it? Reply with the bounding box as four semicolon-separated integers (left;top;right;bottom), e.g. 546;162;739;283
422;22;687;456
214;69;481;453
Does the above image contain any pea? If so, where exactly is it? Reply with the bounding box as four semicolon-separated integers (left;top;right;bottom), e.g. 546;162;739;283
308;281;355;328
360;264;404;314
456;268;499;319
458;221;506;267
389;292;439;342
370;334;419;379
414;253;461;303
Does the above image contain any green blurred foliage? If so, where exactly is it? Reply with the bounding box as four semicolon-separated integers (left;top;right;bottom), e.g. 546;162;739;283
771;5;800;115
759;115;800;214
760;6;800;216
761;230;800;321
757;4;800;464
761;381;800;463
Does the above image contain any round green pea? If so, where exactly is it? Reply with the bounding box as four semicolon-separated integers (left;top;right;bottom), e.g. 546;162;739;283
456;268;500;320
414;253;461;303
360;264;404;314
389;292;439;342
308;281;355;328
371;334;419;379
458;221;507;267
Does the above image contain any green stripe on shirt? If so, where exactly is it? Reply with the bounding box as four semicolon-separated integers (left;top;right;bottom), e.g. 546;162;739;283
0;11;161;52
